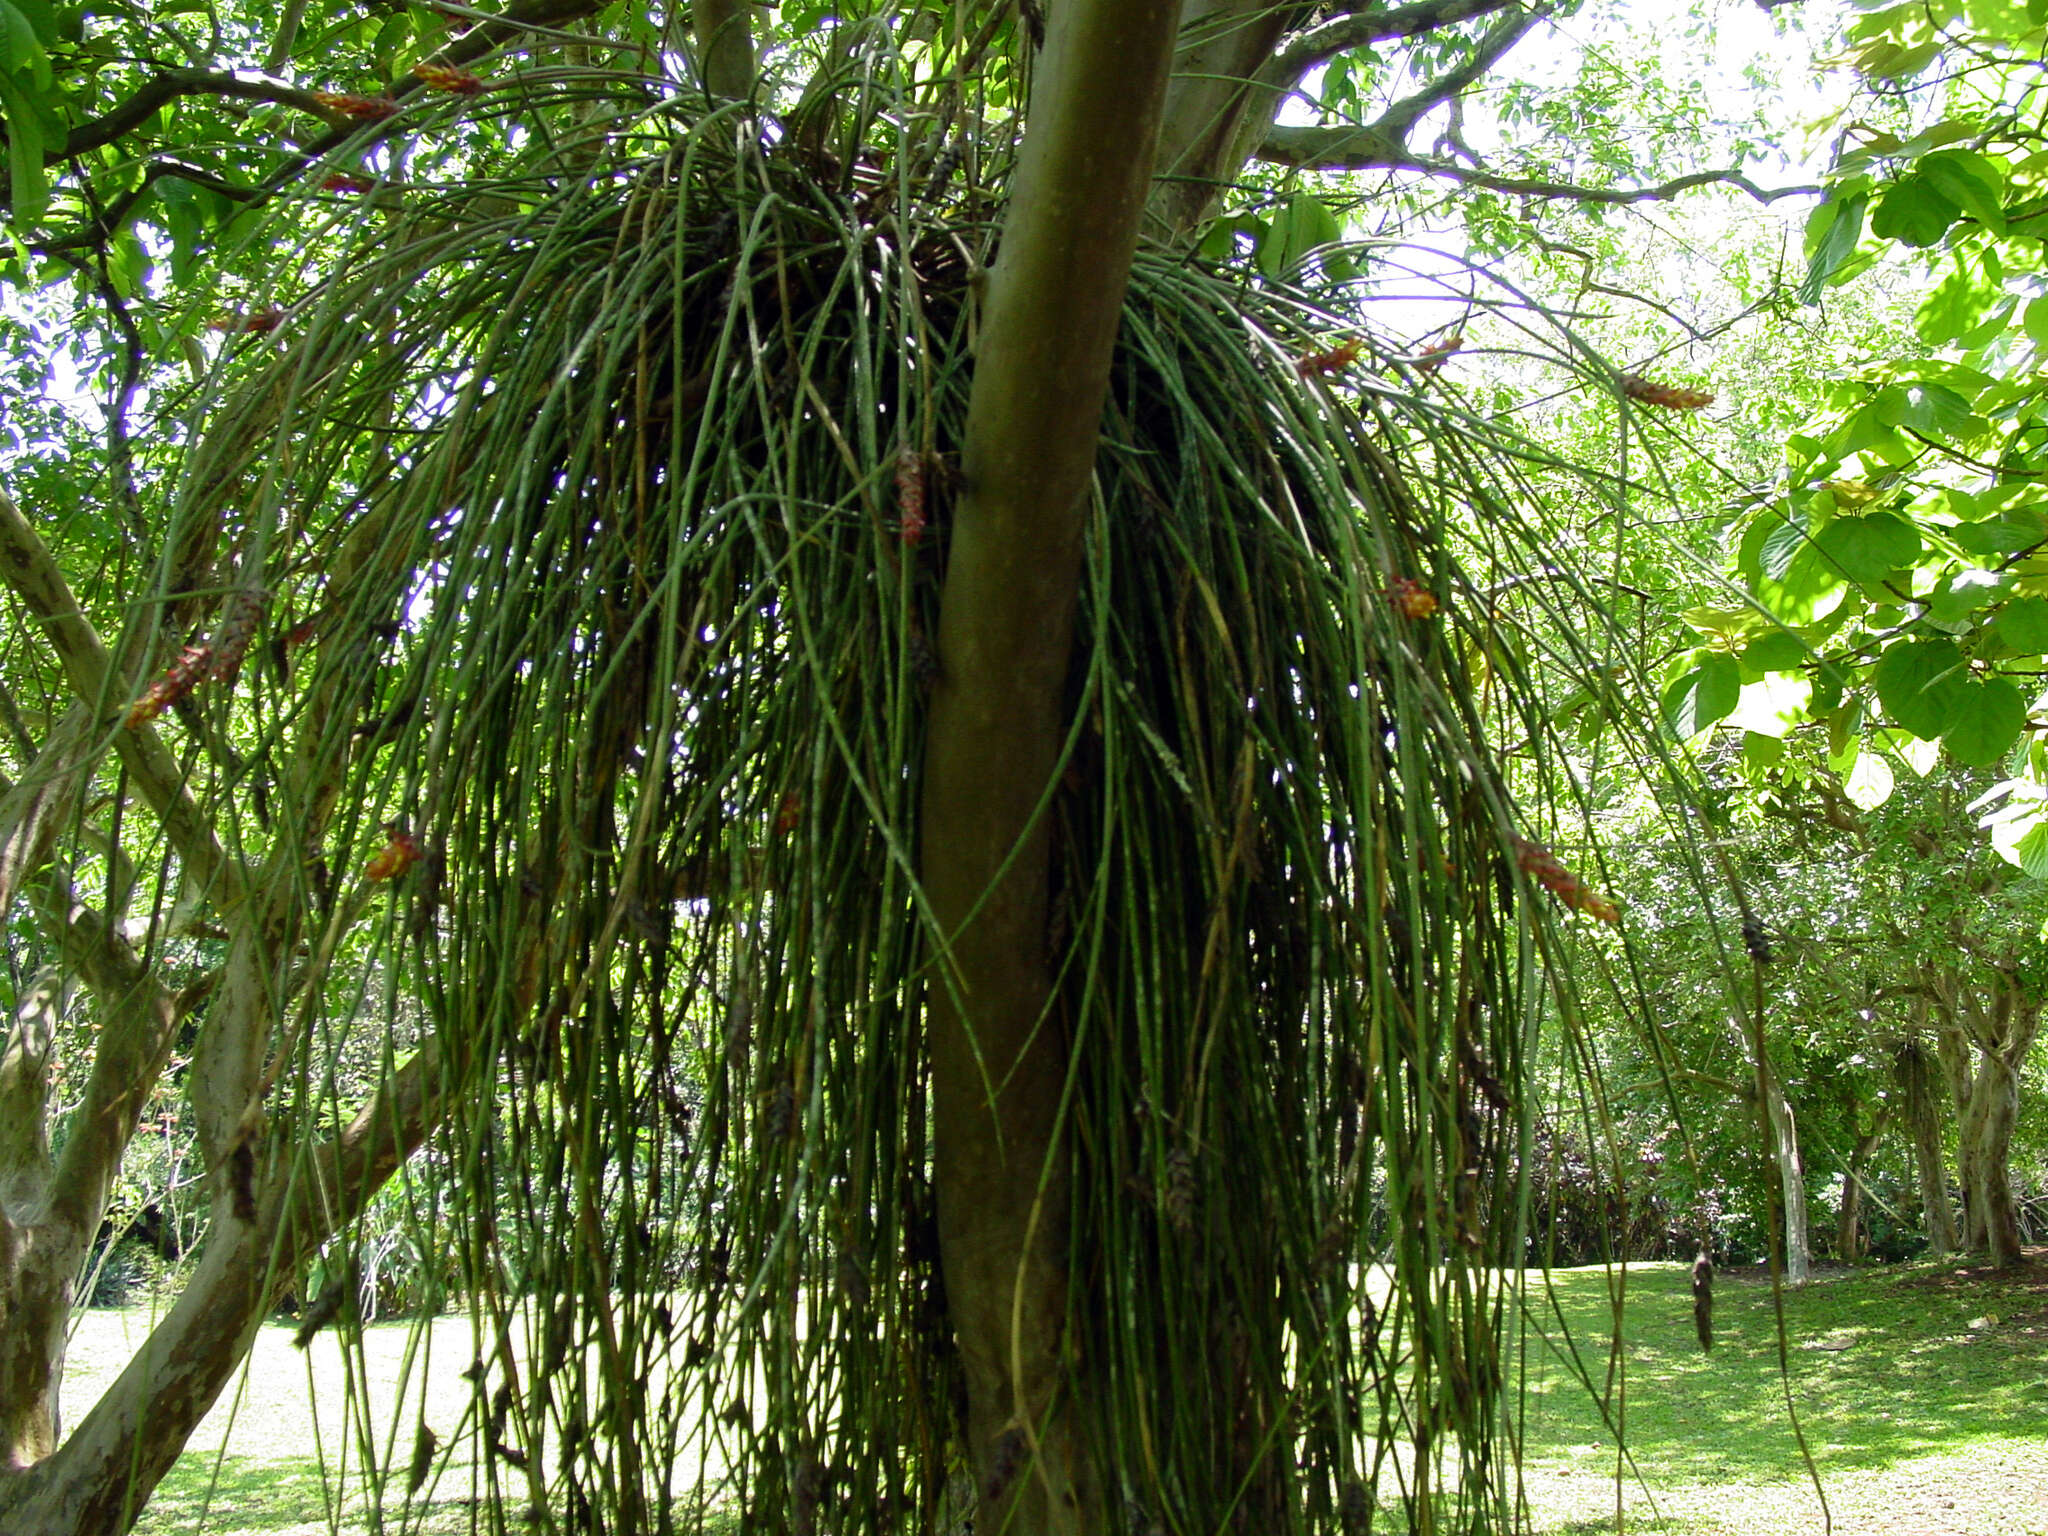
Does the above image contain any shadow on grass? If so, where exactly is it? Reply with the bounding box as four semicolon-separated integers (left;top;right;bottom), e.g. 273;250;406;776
141;1454;344;1534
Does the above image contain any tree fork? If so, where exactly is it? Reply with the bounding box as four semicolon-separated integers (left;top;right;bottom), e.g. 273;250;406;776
918;0;1181;1527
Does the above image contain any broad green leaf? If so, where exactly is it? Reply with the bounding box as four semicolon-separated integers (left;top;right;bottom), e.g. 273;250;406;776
1662;653;1741;739
1258;192;1341;277
1929;568;2013;623
1845;751;1895;809
0;0;48;76
1871;172;1960;247
1953;515;2047;556
1899;734;1941;775
1919;258;1994;345
1741;630;1807;673
1680;605;1761;639
1759;515;1807;581
1920;148;2007;233
1729;674;1812;736
1943;675;2028;765
1742;730;1786;770
1814;511;1922;585
1999;595;2048;652
2010;818;2048;880
1873;636;1970;738
1800;193;1866;304
1899;381;1983;441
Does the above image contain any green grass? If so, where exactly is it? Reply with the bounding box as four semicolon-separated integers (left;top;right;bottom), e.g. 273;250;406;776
60;1255;2048;1533
1512;1255;2048;1534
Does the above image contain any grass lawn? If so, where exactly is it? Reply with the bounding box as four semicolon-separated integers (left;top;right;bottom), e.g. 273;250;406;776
59;1252;2048;1533
1512;1251;2048;1534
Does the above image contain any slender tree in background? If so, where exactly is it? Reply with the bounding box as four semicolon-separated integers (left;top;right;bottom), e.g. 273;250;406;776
0;2;1857;1532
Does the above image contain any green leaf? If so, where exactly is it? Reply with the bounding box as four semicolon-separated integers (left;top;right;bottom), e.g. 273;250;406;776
1953;516;2047;556
1919;148;2007;234
1942;675;2028;766
1662;653;1741;739
1998;595;2048;652
0;72;47;225
0;0;48;76
2012;819;2048;880
1743;730;1786;770
1873;637;1970;738
1871;172;1961;247
1845;751;1895;810
1800;193;1866;304
1814;511;1922;585
1741;630;1807;673
1258;192;1341;277
1898;381;1982;441
1928;568;2013;623
1759;516;1807;582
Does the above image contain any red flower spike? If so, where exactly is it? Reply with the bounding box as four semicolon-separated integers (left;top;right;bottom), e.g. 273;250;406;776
896;449;927;547
1620;373;1714;411
366;827;423;882
1510;835;1621;926
315;92;400;122
322;172;375;194
208;308;284;334
774;791;802;836
1412;331;1462;376
126;643;216;728
1387;576;1438;620
1295;335;1366;378
412;63;485;95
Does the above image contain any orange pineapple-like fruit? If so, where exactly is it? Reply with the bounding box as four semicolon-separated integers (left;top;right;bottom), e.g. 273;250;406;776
412;63;485;96
1620;373;1714;411
1510;835;1621;925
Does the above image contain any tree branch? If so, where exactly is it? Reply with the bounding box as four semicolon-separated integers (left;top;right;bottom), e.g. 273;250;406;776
1368;5;1542;144
45;901;186;1236
58;73;346;161
31;0;610;255
1255;129;1821;204
0;487;241;908
1265;0;1521;90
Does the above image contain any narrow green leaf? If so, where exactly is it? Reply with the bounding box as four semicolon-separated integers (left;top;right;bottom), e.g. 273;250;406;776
1800;193;1866;304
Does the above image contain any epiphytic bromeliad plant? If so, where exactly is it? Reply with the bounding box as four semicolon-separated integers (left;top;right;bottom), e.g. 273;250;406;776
0;3;1722;1532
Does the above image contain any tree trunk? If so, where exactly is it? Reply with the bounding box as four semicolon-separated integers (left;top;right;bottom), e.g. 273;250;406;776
1730;1014;1808;1285
1833;1111;1888;1263
919;1;1181;1529
1931;969;2041;1266
1891;1033;1958;1257
1969;1055;2026;1267
1767;1073;1811;1285
1937;1024;1983;1250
